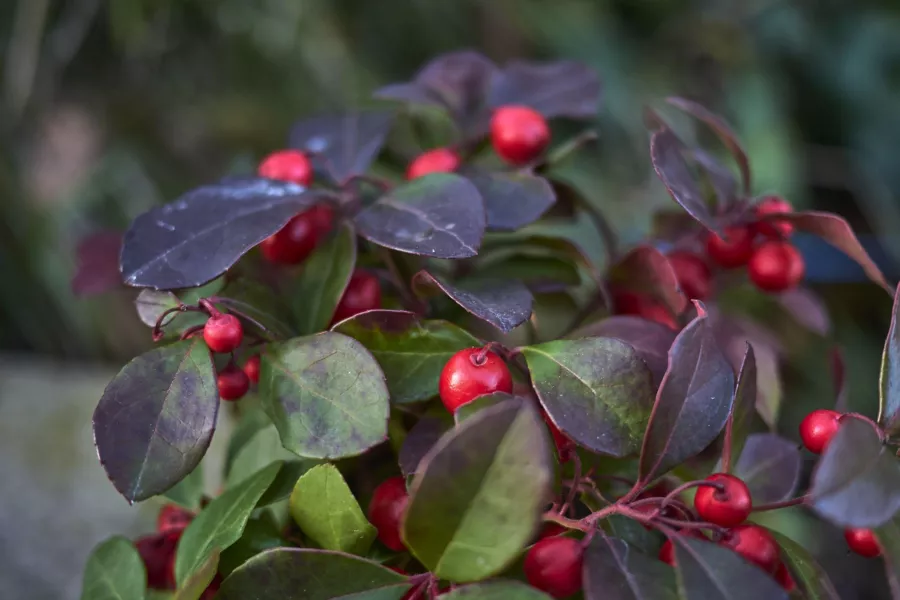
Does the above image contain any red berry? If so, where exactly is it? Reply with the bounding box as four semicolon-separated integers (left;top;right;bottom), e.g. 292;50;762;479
490;105;550;166
668;251;712;300
260;210;319;265
706;226;755;268
332;270;382;324
407;148;460;179
748;240;805;293
719;525;780;574
218;364;250;401
524;536;584;599
368;477;409;551
754;196;794;238
258;149;313;186
612;290;677;329
694;473;752;527
542;411;575;463
538;523;567;540
845;528;881;557
438;348;513;413
799;409;841;454
157;503;193;533
243;355;261;384
135;530;181;589
203;313;243;353
659;539;676;565
774;562;795;592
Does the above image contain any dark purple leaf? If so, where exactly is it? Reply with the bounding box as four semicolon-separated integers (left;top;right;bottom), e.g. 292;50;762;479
93;338;218;503
71;231;123;297
354;174;485;259
673;536;788;600
462;169;555;231
881;284;900;434
650;128;720;234
733;433;801;504
639;306;735;482
399;416;450;476
217;279;295;340
876;518;900;600
610;245;688;316
769;531;841;600
725;345;757;469
121;177;318;290
776;288;830;336
810;417;900;528
583;536;677;600
522;337;655;457
289;111;394;184
440;581;554;599
692;150;738;210
488;60;601;119
414;270;533;333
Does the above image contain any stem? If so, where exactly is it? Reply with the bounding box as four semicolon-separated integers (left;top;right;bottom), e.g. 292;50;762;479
151;304;204;341
179;324;205;341
560;453;582;517
208;297;272;337
543;129;598;168
198;298;220;317
659;480;722;511
543;510;590;532
752;496;808;513
840;412;886;440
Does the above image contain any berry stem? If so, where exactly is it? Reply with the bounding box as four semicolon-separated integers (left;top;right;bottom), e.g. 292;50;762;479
751;495;808;513
839;413;886;441
179;324;205;341
151;304;204;341
659;480;724;510
198;298;221;317
208;297;272;338
543;129;598;168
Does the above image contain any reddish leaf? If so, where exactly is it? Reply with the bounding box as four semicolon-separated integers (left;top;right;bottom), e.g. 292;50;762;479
610;245;687;316
71;231;123;297
488;60;601;119
881;284;900;433
776;288;830;336
650;128;720;234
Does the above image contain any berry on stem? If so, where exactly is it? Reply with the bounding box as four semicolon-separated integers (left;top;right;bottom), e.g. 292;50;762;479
845;528;881;557
524;536;583;599
407;148;460;179
136;530;181;589
799;409;841;454
438;347;513;413
258;149;313;186
203;313;243;353
706;226;755;268
157;504;193;533
218;364;250;401
719;525;780;574
668;251;712;300
693;473;752;527
332;270;382;324
260;210;319;265
748;240;805;293
243;355;261;384
490;105;550;165
753;196;794;238
368;477;409;551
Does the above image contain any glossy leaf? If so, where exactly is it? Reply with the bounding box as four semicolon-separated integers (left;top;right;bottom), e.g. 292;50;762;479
640;308;735;482
80;536;146;600
257;460;314;507
217;279;295;340
583;536;678;600
289;111;394;183
120;177;317;289
218;516;283;578
650;128;719;234
93;338;218;503
402;400;552;582
489;60;601;119
355;174;485;259
174;461;281;585
810;417;900;528
733;433;801;504
604;515;662;557
72;231;124;297
769;531;841;600
174;551;219;600
876;517;900;600
399;416;451;476
673;536;788;600
610;245;687;316
692;150;737;210
463;169;555;231
414;271;533;333
260;332;389;459
333;310;479;404
163;463;205;510
881;283;900;434
217;548;411;600
292;222;357;334
523;337;655;456
442;581;553;599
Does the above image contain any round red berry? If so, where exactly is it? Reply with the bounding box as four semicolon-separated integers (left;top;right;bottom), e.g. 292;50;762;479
659;539;676;566
538;522;567;540
799;409;841;454
845;528;881;558
706;226;755;268
694;473;752;527
753;196;794;238
332;270;382;324
774;562;795;592
258;149;313;186
218;364;250;401
748;240;805;293
668;251;712;300
260;210;318;265
203;313;243;353
719;525;780;574
368;477;409;551
136;530;181;589
490;105;550;165
612;290;678;329
438;348;513;413
157;503;193;533
407;148;460;179
243;355;261;384
524;536;584;599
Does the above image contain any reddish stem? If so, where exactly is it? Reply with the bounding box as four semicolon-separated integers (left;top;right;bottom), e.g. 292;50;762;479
658;480;722;512
198;298;221;317
840;412;886;440
752;495;808;513
180;324;205;341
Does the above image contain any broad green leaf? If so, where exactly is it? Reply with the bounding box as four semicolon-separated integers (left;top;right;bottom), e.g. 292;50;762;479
399;415;452;476
769;531;840;600
441;580;553;599
217;548;411;599
334;310;480;404
218;279;295;339
173;551;219;600
289;463;377;554
163;463;205;509
673;536;787;600
219;515;284;577
80;536;146;600
260;332;389;459
174;461;281;585
257;460;316;506
881;283;900;434
293;222;357;334
402;400;553;582
521;337;655;457
225;420;299;488
224;406;271;476
877;517;900;599
583;536;678;600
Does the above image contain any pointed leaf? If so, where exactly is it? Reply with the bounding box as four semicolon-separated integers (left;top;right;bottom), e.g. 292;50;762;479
173;551;219;600
489;60;601;119
726;345;757;471
610;245;688;315
769;531;841;600
414;271;532;333
80;536;146;600
402;400;553;582
876;517;900;600
881;284;900;434
72;231;124;297
673;536;788;600
355;174;485;259
292;222;357;334
733;433;801;504
217;279;295;340
399;416;451;476
650;128;719;234
463;169;555;231
522;337;655;457
583;536;678;600
441;581;553;599
93;338;218;503
260;332;390;459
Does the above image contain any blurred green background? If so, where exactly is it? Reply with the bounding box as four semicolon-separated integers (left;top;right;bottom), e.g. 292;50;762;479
2;0;900;598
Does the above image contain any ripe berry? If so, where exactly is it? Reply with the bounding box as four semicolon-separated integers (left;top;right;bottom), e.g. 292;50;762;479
719;525;780;574
243;355;261;384
524;536;584;599
845;528;881;558
438;348;513;413
217;364;250;401
659;539;676;566
612;290;677;329
136;530;181;589
799;409;841;454
490;105;550;166
774;562;795;592
203;313;243;353
258;149;313;186
668;251;712;300
407;148;460;179
694;473;752;527
754;196;794;238
157;504;193;533
260;210;319;265
706;226;755;268
368;477;409;551
542;411;575;463
748;240;805;293
538;523;567;540
332;270;382;324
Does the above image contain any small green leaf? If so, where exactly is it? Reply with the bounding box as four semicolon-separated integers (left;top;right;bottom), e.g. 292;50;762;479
174;461;281;585
403;400;553;582
440;580;553;599
173;551;219;600
81;536;146;600
727;345;756;470
163;463;205;509
289;463;377;554
218;279;295;339
769;531;840;600
292;222;357;334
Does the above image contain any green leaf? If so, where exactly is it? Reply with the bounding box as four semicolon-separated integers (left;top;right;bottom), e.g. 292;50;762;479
881;283;900;434
769;531;840;600
584;536;678;599
521;337;655;457
876;517;900;599
257;460;316;506
225;419;300;488
173;551;219;600
333;310;480;404
260;332;390;459
673;536;787;600
224;406;271;475
174;461;281;585
80;536;146;600
163;463;205;509
402;399;553;582
289;463;377;554
219;515;284;578
292;222;357;334
217;548;411;599
440;580;553;599
218;279;295;339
